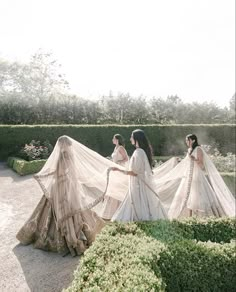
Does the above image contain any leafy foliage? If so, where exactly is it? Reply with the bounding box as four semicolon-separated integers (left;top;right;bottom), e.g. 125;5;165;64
7;157;46;175
209;149;235;172
0;53;235;125
18;140;53;161
66;218;236;292
0;124;235;161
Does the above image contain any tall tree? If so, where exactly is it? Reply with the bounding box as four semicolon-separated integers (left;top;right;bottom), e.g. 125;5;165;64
29;49;69;103
0;49;69;104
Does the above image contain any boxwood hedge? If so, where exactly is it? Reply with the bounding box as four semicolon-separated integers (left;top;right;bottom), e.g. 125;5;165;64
0;124;235;160
7;157;46;175
66;218;236;292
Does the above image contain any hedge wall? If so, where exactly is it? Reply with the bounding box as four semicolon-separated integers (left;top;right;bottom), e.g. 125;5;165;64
66;218;236;292
0;124;235;160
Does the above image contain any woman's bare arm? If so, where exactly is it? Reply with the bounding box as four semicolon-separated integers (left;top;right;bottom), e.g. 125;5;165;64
111;167;137;176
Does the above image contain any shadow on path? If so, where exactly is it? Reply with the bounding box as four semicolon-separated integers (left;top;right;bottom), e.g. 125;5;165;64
13;243;80;292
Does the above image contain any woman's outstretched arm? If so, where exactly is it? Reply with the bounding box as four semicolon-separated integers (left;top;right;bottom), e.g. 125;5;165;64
111;167;137;176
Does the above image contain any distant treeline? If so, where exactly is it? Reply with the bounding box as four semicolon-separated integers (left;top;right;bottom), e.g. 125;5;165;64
0;50;235;125
0;93;235;125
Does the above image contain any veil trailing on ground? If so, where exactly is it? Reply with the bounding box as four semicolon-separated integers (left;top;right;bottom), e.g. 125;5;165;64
34;136;129;229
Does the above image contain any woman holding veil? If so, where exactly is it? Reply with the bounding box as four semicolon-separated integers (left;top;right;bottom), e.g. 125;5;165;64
16;135;128;256
156;134;235;219
110;129;167;222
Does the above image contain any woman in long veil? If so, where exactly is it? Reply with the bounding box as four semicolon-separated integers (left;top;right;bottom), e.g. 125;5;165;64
156;134;235;219
16;135;128;256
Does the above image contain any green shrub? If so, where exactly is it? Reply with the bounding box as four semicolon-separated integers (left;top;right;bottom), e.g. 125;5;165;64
212;152;236;172
159;240;235;292
0;124;235;160
67;231;166;292
202;146;236;172
7;156;18;168
171;217;236;243
8;157;46;175
66;218;236;292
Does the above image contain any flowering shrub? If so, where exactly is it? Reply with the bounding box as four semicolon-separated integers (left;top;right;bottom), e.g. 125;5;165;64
19;140;53;161
202;145;236;172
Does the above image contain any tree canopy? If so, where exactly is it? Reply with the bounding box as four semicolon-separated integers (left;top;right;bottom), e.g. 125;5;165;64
0;51;235;124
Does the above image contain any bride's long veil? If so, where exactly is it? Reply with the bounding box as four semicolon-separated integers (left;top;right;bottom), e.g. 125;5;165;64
202;148;235;217
153;156;191;216
34;136;129;229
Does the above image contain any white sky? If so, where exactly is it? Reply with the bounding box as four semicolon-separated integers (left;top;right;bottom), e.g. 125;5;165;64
0;0;235;107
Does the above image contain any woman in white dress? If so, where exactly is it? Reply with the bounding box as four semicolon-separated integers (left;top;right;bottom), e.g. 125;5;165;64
111;134;129;167
100;134;129;220
110;129;167;222
157;134;235;219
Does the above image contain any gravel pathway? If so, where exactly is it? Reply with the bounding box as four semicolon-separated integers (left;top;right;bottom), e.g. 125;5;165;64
0;163;79;292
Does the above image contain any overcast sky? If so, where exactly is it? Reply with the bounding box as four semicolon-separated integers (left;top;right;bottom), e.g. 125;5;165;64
0;0;235;107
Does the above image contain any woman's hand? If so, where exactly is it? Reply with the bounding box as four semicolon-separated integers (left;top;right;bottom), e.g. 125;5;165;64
111;167;119;171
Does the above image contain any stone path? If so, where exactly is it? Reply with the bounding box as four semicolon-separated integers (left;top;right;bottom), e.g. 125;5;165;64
0;163;79;292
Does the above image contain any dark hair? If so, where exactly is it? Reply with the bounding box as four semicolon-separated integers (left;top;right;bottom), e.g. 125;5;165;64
132;129;153;168
186;134;199;154
114;134;125;147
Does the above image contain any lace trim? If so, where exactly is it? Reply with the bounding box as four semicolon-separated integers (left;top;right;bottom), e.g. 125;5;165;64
34;175;52;199
179;158;194;215
41;168;112;228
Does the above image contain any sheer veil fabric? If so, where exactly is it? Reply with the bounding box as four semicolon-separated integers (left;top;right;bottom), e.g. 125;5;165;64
154;146;235;219
34;136;129;226
17;136;235;254
34;137;234;221
16;136;128;255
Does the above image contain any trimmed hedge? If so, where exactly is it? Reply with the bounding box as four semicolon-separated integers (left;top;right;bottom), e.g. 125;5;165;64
170;217;236;243
7;157;46;175
159;240;235;292
66;218;236;292
68;234;166;291
0;124;235;160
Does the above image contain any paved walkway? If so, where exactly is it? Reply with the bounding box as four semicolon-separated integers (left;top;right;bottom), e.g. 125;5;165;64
0;163;79;292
